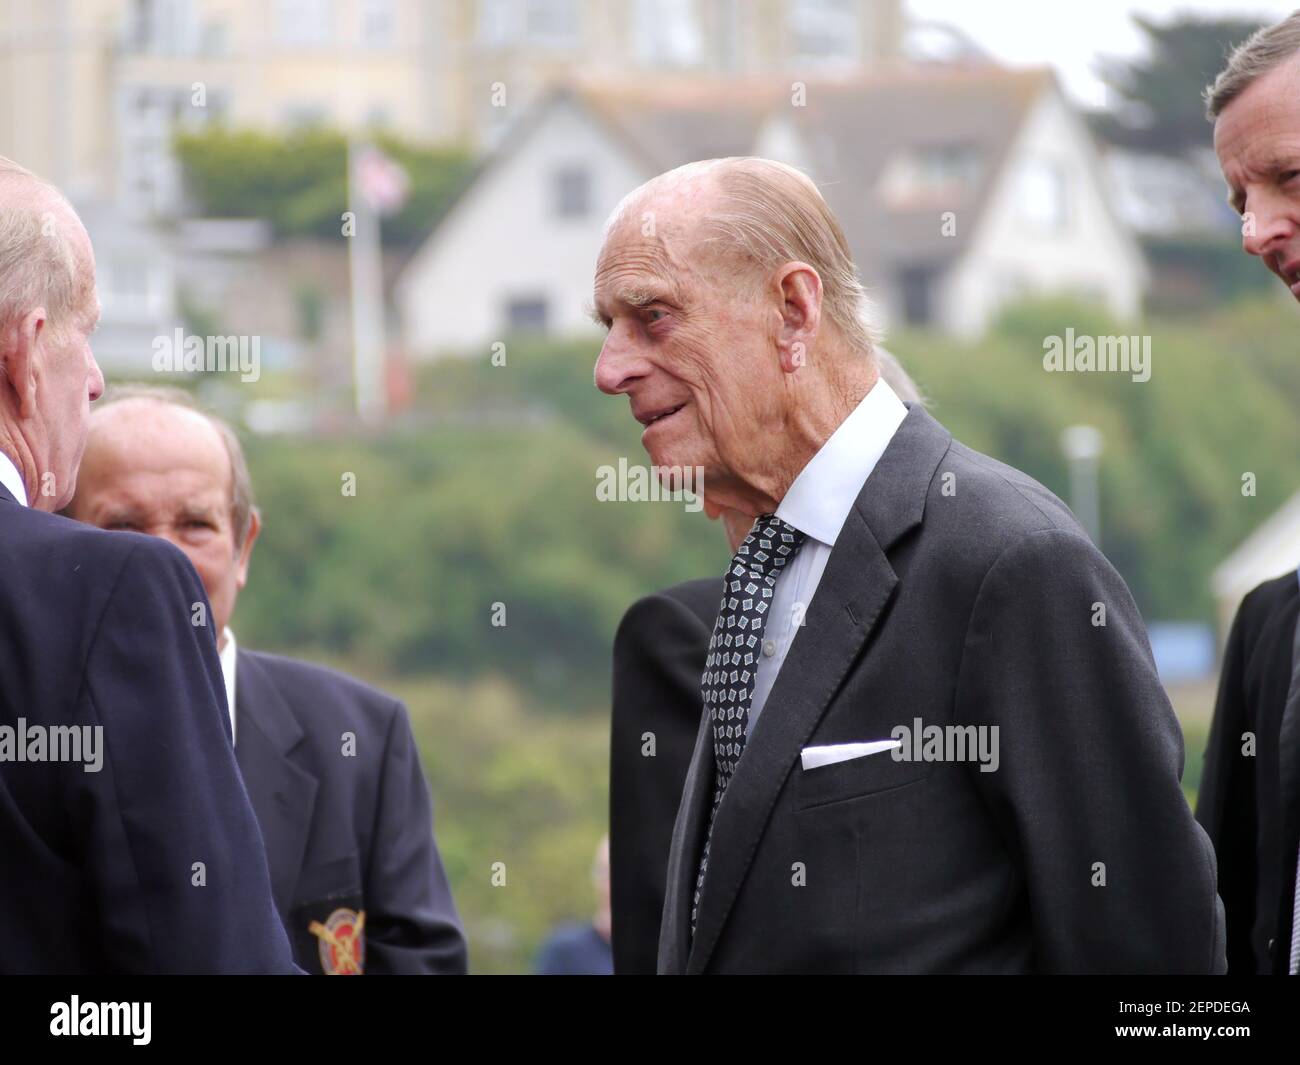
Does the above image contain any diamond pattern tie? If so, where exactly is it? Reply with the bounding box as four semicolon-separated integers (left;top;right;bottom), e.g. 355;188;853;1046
691;513;806;936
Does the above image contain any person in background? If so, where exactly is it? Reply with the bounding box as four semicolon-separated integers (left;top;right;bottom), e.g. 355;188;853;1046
65;385;468;975
535;837;614;975
1197;11;1300;974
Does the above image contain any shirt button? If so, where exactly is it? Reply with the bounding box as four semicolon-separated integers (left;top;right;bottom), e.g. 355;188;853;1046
762;639;776;657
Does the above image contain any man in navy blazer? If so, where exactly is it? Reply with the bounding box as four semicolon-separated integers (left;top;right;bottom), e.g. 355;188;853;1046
0;157;296;972
67;386;468;975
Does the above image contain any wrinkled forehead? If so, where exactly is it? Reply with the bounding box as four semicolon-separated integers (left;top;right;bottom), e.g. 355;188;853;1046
1214;53;1300;163
84;402;231;488
594;187;726;305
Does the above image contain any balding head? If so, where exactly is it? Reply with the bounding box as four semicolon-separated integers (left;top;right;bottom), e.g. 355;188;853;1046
0;157;103;509
66;391;262;645
0;158;95;342
592;157;880;516
605;158;878;354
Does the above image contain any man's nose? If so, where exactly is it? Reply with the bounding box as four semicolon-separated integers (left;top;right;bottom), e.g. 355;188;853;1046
88;356;105;403
593;332;650;396
1242;194;1297;258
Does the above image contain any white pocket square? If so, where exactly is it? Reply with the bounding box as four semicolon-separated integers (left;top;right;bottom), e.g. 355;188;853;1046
800;740;901;771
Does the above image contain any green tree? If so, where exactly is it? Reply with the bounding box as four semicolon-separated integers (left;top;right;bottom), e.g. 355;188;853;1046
173;126;474;245
1092;15;1267;154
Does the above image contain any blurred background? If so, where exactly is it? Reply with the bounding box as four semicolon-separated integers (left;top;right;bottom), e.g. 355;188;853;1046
3;0;1298;971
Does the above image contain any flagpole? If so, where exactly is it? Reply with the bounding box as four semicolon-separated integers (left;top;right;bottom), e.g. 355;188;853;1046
347;137;387;424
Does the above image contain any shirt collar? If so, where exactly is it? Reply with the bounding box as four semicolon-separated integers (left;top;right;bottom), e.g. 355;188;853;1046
0;450;29;507
219;627;238;745
775;377;908;548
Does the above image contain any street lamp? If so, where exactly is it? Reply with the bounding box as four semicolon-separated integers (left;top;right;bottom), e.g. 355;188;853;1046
1061;424;1103;546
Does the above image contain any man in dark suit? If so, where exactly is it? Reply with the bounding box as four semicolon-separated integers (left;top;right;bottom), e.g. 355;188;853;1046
610;576;720;974
0;157;296;972
593;156;1224;973
66;386;468;975
609;350;923;974
1195;13;1300;975
1198;571;1300;974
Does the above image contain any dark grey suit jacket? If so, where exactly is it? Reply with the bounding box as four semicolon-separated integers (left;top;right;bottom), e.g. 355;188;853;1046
235;649;467;974
658;405;1226;974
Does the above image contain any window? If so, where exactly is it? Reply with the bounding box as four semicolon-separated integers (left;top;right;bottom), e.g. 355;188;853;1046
273;0;333;47
525;0;578;46
478;0;514;44
898;265;938;326
787;0;859;65
505;296;549;334
553;166;591;218
1016;159;1069;232
128;0;197;54
360;0;396;48
282;103;329;129
877;143;983;207
632;0;703;66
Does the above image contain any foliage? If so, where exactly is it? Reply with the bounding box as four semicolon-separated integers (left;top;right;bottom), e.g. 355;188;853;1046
1091;14;1268;155
173;126;475;245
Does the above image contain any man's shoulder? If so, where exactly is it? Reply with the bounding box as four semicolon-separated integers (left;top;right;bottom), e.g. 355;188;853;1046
915;434;1094;571
239;648;405;734
0;505;199;607
616;577;720;651
1237;569;1300;630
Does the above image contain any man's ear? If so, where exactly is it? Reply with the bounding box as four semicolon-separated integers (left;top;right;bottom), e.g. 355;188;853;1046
2;309;46;419
773;263;822;375
235;508;262;590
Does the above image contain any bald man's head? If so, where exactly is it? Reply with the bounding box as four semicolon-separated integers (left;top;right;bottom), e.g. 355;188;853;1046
0;156;104;510
67;394;261;644
592;157;880;516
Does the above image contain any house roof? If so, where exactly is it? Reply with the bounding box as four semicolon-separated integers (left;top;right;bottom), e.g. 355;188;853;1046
566;65;1057;279
1212;489;1300;599
404;63;1077;294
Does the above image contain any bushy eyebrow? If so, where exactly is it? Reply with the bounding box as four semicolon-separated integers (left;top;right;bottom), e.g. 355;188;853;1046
1225;148;1300;213
99;504;144;526
589;281;679;326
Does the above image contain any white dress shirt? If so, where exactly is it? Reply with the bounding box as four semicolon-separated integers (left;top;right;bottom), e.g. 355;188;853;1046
219;627;239;744
747;377;909;735
0;450;28;507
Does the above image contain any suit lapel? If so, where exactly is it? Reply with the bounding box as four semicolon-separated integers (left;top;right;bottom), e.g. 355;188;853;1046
234;650;318;916
684;404;952;973
1276;585;1300;914
657;700;715;973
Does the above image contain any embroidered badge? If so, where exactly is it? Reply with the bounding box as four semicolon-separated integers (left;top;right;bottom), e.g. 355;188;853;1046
309;907;365;975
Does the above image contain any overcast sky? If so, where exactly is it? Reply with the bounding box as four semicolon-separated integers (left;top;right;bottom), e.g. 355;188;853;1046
906;0;1296;108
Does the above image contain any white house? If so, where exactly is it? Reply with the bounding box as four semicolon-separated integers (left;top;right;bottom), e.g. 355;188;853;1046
1212;490;1300;641
397;65;1149;357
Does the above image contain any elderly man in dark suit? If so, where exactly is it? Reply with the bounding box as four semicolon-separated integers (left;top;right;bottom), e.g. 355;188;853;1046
1197;12;1300;975
593;155;1224;974
0;157;296;973
66;386;468;975
609;350;923;975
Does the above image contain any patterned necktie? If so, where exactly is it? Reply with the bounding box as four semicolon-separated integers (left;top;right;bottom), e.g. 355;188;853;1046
691;513;806;935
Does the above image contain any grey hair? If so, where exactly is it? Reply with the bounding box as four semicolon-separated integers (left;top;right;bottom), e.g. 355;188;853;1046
88;384;258;550
0;156;84;337
612;157;882;356
1205;11;1300;119
875;345;924;405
